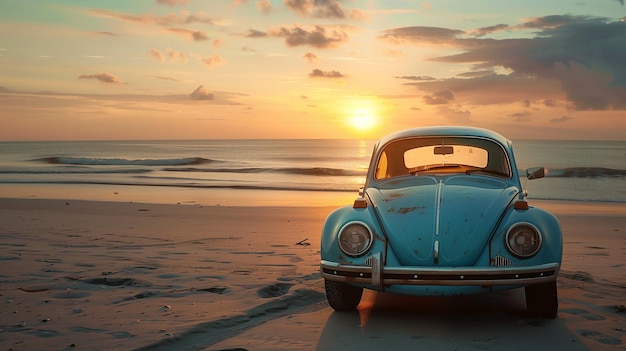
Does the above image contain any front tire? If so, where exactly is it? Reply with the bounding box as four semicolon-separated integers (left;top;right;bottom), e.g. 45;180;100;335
525;281;558;318
324;280;363;311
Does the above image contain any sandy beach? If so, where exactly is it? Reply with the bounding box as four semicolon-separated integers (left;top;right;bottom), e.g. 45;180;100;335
0;197;624;350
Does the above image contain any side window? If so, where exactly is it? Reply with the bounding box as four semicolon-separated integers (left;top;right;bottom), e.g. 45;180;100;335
375;151;388;179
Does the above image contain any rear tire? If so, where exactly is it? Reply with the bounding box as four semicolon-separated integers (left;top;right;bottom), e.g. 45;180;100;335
525;281;558;318
324;279;363;311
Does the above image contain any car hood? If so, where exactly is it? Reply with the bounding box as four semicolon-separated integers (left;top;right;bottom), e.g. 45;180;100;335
366;176;519;266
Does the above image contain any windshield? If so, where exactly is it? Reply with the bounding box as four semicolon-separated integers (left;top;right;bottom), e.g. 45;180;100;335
375;137;511;179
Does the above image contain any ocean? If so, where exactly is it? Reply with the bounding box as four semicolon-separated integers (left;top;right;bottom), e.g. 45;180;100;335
0;139;624;205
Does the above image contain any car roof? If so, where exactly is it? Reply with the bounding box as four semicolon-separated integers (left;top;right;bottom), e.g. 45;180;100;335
376;126;512;149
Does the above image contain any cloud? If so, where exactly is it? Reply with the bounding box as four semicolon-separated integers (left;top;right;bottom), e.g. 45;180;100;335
156;0;189;5
422;90;455;105
395;75;436;81
190;85;214;100
390;15;626;111
167;47;188;62
269;25;349;48
151;75;182;82
285;0;345;19
410;74;563;106
167;28;209;41
347;8;369;21
379;26;465;45
309;69;344;78
0;88;246;112
256;0;272;14
91;31;117;37
544;99;558;107
150;48;188;63
508;111;532;122
89;9;217;26
192;53;225;67
150;48;165;62
520;15;585;29
78;73;124;85
435;106;471;122
456;70;494;78
470;24;510;37
303;52;319;63
551;115;573;123
245;29;268;38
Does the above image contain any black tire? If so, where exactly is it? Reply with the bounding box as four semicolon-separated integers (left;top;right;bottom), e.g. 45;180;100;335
525;281;558;318
324;279;363;311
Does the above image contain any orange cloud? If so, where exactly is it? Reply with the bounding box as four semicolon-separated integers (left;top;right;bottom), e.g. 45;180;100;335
167;28;209;41
303;52;319;64
150;48;165;62
156;0;189;6
309;69;344;78
269;25;349;49
256;0;272;15
78;73;124;85
191;53;225;67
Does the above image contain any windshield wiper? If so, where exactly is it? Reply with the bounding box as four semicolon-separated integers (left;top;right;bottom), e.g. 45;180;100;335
465;169;508;177
409;164;462;175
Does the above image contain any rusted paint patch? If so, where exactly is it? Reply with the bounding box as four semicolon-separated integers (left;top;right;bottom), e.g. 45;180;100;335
398;207;418;214
396;206;427;215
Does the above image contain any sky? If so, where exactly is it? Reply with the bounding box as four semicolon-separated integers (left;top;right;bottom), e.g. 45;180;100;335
1;0;625;141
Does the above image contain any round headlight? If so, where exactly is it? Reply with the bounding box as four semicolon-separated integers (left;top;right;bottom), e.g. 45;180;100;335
505;223;542;258
338;221;373;257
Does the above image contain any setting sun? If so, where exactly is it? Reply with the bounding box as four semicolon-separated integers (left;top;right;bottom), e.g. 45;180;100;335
349;109;377;131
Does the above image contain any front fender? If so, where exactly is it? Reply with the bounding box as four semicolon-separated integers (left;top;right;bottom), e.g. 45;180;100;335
320;204;387;265
490;205;563;267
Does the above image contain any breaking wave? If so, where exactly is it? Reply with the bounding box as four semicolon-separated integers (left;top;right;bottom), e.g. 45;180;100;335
38;156;213;166
163;167;365;177
545;167;626;178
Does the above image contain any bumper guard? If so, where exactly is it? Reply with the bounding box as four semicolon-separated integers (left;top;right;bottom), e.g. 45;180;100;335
321;255;559;287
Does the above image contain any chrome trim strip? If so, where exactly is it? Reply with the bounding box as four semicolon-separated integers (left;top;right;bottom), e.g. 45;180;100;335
435;179;443;237
321;261;559;286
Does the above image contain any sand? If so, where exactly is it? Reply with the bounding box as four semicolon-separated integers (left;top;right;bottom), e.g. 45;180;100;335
0;197;624;350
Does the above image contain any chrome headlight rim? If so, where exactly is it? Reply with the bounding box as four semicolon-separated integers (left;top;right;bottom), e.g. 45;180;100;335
338;221;373;257
505;222;542;258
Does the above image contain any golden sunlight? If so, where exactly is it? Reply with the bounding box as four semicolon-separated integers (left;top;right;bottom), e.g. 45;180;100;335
349;109;377;131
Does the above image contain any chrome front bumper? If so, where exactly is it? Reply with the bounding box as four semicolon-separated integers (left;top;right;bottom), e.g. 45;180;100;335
321;255;559;287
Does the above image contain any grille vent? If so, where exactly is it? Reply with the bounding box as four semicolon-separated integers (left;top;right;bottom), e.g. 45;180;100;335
492;255;512;267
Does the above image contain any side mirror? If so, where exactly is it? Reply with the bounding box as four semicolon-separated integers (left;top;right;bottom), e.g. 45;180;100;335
526;167;545;180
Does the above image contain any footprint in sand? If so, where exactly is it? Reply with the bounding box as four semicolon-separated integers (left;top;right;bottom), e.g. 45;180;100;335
560;308;606;321
199;286;230;294
257;283;294;298
576;329;622;345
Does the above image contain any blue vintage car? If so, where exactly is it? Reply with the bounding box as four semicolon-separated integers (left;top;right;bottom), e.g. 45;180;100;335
320;126;562;318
